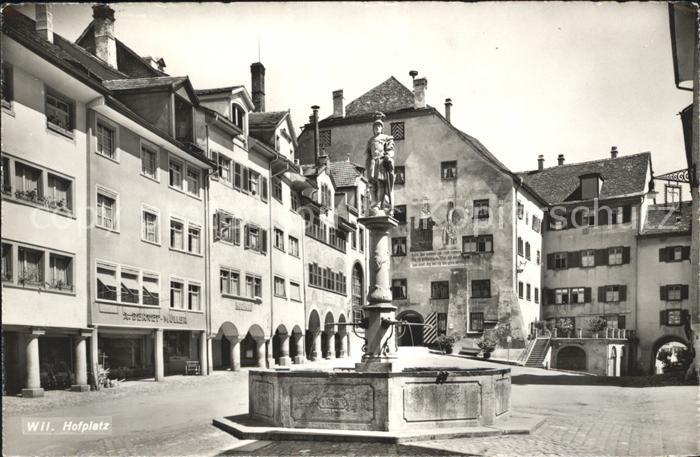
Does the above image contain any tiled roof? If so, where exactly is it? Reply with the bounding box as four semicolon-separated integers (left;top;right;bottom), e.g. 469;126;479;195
194;85;243;96
641;201;692;235
517;152;651;204
248;111;288;148
344;76;415;117
102;76;188;91
328;160;364;188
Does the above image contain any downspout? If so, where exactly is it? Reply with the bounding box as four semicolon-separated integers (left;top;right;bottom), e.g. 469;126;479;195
204;124;212;372
86;104;96;386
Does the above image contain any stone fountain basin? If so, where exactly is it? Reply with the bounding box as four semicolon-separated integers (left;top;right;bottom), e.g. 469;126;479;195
249;367;510;432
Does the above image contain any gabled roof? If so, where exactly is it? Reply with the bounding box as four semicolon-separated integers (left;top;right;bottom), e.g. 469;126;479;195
248;111;288;147
344;76;415;118
327;160;365;188
517;152;651;205
641;201;692;236
194;85;243;96
103;76;199;105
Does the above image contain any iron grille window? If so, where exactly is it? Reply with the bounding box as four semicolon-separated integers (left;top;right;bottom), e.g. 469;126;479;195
470;313;484;332
390;122;405;140
319;130;331;148
431;281;449;299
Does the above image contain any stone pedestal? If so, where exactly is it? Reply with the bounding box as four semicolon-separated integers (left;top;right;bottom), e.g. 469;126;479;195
71;332;90;392
22;329;45;398
278;333;291;366
356;215;398;371
293;334;304;364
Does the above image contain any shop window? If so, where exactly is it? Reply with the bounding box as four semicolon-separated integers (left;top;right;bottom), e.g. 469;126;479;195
471;280;491;298
392;237;407;256
274;276;286;298
441;160;457;180
431;281;449;299
470;313;484;332
170;280;184;308
392;278;407;300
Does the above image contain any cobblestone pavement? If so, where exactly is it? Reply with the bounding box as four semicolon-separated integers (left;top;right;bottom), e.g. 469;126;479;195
4;354;698;456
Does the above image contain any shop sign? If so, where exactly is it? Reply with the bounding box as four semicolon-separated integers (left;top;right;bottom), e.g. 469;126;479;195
122;311;188;325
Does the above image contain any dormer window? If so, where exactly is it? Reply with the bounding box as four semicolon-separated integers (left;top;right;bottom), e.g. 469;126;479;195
231;103;245;130
174;96;193;143
580;173;602;200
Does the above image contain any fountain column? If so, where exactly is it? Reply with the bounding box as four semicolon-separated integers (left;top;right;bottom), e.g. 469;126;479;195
356;215;398;372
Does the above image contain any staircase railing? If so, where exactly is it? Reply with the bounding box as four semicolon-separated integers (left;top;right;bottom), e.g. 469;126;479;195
517;337;538;365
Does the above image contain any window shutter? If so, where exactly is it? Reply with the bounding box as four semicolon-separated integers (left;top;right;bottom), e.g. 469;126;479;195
598;207;609;225
211;151;219;181
619;285;627;301
596;249;608;266
681;309;690;324
261;229;268;254
617;315;626;329
659;248;666;262
234;218;241;245
244;224;250;249
584;287;592;303
660;285;667;301
660;310;667;325
622;205;632;223
261;177;268;202
681;284;689;300
242;167;249;192
622;246;631;264
546;288;555;305
213;212;220;242
598;287;605;303
547;253;555;270
681;246;690;260
565;211;573;230
567;251;579;268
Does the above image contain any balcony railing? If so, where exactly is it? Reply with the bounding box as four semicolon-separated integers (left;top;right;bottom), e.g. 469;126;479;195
535;327;632;340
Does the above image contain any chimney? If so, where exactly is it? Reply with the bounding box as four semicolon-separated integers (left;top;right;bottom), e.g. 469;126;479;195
444;98;452;123
537;154;544;170
93;4;117;68
35;4;53;43
311;105;320;167
413;77;427;109
332;90;344;118
610;146;618;159
409;70;418;82
250;62;266;113
557;154;565;166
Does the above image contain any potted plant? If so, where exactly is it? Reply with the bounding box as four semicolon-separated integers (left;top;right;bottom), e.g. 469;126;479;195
437;334;456;354
556;317;575;338
477;335;497;359
588;317;607;338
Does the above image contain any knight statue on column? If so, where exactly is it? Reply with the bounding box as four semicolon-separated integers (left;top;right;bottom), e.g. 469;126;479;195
365;112;395;216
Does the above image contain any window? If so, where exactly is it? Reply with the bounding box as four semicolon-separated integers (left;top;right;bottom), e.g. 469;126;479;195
536;250;541;265
390;122;405;140
661;284;689;301
555;288;570;305
570;287;586;304
660;246;690;262
170;219;184;250
218;154;231;183
1;243;11;282
525;242;531;260
46;90;73;131
517;201;524;219
260;176;269;202
2;157;10;194
96;190;117;230
188;224;201;254
289;236;299;257
470;313;484;332
169;158;183;189
359;228;365;252
518;281;524;299
517;237;524;256
1;63;13;106
532;216;542;233
186;167;201;197
220;268;240;296
215;212;240;245
395;166;405;185
319;130;331;148
249;171;260;196
581;249;595;267
141;144;158;180
48;253;72;290
188;283;201;310
472;280;491;298
142;274;159;306
290;281;301;301
580;175;600;200
608;247;623;265
605;285;620;303
462;235;493;253
392;279;407;299
291;191;300;211
274;276;286;297
231;103;245;129
120;269;139;304
534;287;539;304
141;207;160;244
605;315;626;329
244;224;267;254
526;283;531;301
96;122;116;159
392;237;407;256
170;280;184;308
47;174;72;213
394;205;407;224
662;309;685;326
96;264;117;301
441;161;457;179
15;162;42;200
272;178;283;202
431;281;449;299
246;274;262;299
474;199;490;219
233;162;243;190
274;228;285;251
554;252;567;269
411;217;433;252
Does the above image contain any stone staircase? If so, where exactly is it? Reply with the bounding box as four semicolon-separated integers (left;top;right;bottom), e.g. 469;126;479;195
524;338;550;368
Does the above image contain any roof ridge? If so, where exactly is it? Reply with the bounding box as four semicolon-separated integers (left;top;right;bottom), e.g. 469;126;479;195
518;151;651;174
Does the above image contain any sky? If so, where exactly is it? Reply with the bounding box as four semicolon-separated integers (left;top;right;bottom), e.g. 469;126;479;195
17;2;692;175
